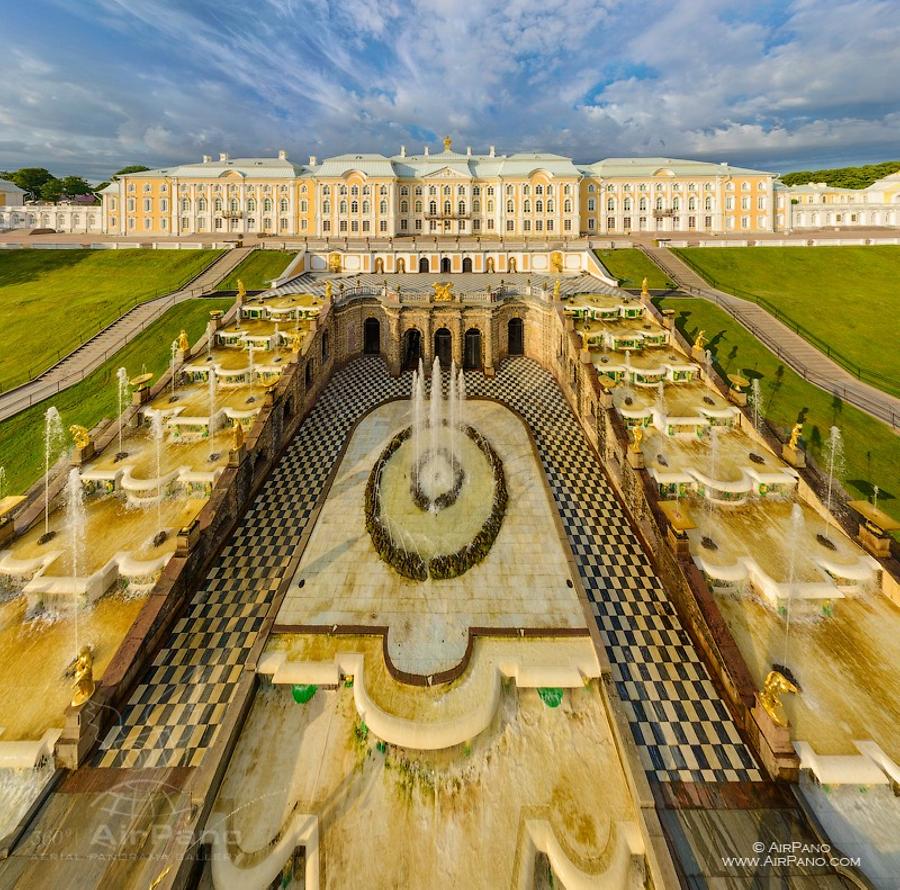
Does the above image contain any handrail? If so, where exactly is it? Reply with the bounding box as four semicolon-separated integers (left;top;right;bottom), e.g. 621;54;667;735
671;248;900;395
0;249;228;393
639;246;899;429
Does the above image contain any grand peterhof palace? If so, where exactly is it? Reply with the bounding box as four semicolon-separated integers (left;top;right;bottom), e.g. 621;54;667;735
3;139;899;236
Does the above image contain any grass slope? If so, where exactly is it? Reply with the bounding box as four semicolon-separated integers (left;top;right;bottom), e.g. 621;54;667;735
218;250;294;290
0;298;233;496
657;297;899;525
595;249;673;289
0;248;223;390
673;246;900;393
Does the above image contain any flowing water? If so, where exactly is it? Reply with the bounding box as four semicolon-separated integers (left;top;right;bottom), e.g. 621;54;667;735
782;502;803;668
116;367;129;458
151;412;164;535
170;339;178;400
42;407;65;538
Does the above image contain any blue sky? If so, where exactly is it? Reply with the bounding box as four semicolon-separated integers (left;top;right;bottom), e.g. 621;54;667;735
1;0;898;180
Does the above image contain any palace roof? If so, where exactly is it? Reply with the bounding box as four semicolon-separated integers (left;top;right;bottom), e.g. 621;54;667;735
581;157;772;178
132;156;309;180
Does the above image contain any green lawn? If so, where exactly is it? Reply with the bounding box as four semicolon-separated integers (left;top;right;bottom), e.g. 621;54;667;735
595;249;674;289
0;248;223;391
0;297;233;496
657;297;899;526
673;246;900;395
218;250;294;291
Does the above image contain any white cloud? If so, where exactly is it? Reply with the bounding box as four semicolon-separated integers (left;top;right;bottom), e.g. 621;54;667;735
3;0;898;178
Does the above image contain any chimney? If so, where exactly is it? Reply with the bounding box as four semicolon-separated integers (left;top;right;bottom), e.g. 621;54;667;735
278;149;287;160
202;154;211;163
489;145;495;157
400;145;406;157
219;152;229;162
309;155;317;165
424;146;429;156
466;146;472;157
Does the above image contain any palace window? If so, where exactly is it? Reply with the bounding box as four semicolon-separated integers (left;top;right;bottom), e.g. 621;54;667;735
380;185;387;195
704;197;712;212
380;219;387;232
704;216;712;227
473;200;480;212
607;216;615;229
214;218;222;230
535;220;543;231
687;197;695;210
506;185;514;195
415;186;422;196
322;185;330;195
473;186;481;195
623;198;631;211
350;186;358;196
674;198;681;211
587;198;595;212
688;215;696;229
400;186;408;196
741;182;750;191
486;186;494;196
429;186;437;196
415;201;422;212
181;199;190;211
181;217;189;229
443;201;451;214
639;198;647;211
340;220;347;231
363;200;371;213
415;219;422;230
214;199;223;212
322;220;330;231
639;183;647;191
524;200;531;213
362;186;370;195
300;200;308;212
704;182;712;191
506;220;514;231
524;220;531;231
264;199;272;211
458;201;465;215
280;217;287;229
535;185;543;195
340;200;347;213
506;200;514;213
655;197;663;210
725;197;734;210
486;219;494;229
487;200;493;212
564;219;571;231
429;201;437;215
656;183;663;192
673;183;681;191
263;217;271;229
547;219;554;231
351;201;358;213
623;183;631;192
127;183;135;192
279;199;287;212
443;185;451;196
523;185;530;195
143;183;152;192
339;186;347;196
548;200;554;212
535;200;543;213
379;200;386;213
757;196;766;210
198;198;207;211
322;201;330;214
230;199;238;212
548;185;554;195
401;201;408;213
607;198;615;211
624;216;631;228
741;197;750;210
457;185;465;195
587;183;595;192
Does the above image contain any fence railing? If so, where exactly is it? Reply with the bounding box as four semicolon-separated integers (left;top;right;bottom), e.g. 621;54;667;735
0;250;229;395
670;249;900;397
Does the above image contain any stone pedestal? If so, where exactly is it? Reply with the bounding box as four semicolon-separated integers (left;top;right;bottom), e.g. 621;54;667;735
598;390;614;410
0;519;15;548
627;448;645;469
56;698;103;770
691;345;706;363
579;349;593;364
661;309;675;330
857;521;892;559
484;365;496;378
131;386;151;406
781;444;806;468
750;701;800;782
70;442;96;466
727;388;748;407
228;443;247;468
176;348;190;364
666;525;692;560
175;518;201;558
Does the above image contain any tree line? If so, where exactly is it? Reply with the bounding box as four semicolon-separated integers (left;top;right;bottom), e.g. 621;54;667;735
0;165;150;202
780;160;900;190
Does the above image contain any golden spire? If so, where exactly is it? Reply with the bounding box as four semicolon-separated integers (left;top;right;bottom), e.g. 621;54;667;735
443;135;452;152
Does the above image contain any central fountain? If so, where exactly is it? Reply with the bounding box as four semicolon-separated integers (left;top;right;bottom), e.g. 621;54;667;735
365;359;507;581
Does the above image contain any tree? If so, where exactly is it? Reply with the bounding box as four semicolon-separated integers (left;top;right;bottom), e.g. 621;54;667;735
8;167;56;200
112;164;150;178
40;178;64;202
60;175;93;196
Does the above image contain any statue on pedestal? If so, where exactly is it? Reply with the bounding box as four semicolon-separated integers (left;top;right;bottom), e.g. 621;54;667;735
178;329;190;351
71;646;95;707
759;669;799;727
788;422;803;450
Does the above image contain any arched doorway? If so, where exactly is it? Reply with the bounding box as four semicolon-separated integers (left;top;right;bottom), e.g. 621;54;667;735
363;317;380;354
508;317;524;355
434;328;452;368
462;257;473;273
418;257;430;273
463;328;482;370
374;258;384;274
397;257;406;273
440;257;451;274
508;257;517;273
402;329;422;370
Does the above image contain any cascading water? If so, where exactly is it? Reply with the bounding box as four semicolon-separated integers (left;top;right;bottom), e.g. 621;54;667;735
822;426;844;539
429;357;441;473
42;407;65;541
782;502;803;666
0;466;6;501
750;378;762;432
708;425;721;481
248;344;256;386
274;322;280;356
457;367;465;435
206;320;216;361
655;380;666;426
170;340;179;401
66;468;86;649
208;372;218;459
151;412;165;541
116;367;129;460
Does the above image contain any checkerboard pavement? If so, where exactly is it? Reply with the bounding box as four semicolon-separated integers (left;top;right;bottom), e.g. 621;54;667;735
96;355;760;783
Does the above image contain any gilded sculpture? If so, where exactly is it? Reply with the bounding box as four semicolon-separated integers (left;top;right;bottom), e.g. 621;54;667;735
71;645;95;707
289;331;303;353
553;279;561;300
177;328;190;351
432;281;454;302
630;426;644;452
443;135;453;151
759;669;799;727
324;280;333;301
788;422;803;450
236;279;247;302
693;329;707;350
70;425;91;450
550;251;563;273
232;422;244;451
641;277;650;299
328;253;342;273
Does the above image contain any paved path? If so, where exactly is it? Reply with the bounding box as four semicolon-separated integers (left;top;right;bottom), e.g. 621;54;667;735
97;357;760;784
641;246;900;428
0;247;254;422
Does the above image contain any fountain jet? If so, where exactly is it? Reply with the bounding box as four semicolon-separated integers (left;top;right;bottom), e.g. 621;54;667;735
42;407;65;540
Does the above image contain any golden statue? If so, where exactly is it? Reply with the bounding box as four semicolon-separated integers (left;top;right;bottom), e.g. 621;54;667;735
630;426;644;452
641;277;650;299
69;425;91;450
71;645;95;707
397;257;406;273
327;252;342;273
580;331;591;353
324;280;333;301
693;329;707;350
178;329;190;351
232;422;244;451
759;669;799;727
443;135;453;151
289;331;303;353
432;281;454;302
236;278;247;302
550;251;563;273
553;279;561;300
788;422;803;450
